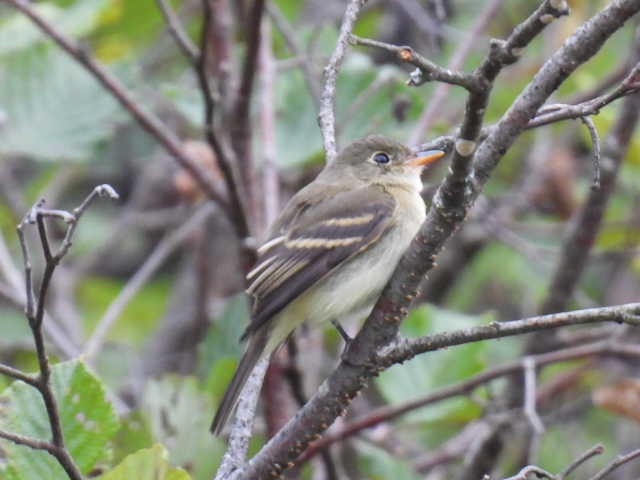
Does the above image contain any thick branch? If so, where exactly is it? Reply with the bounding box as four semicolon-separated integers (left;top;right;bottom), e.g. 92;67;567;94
238;2;640;476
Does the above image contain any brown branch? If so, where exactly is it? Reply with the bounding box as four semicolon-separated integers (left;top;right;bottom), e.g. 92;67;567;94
408;0;503;145
1;0;227;212
0;363;38;387
155;0;199;63
5;185;119;480
197;0;255;266
230;0;266;221
318;0;368;163
298;340;640;463
349;35;478;91
237;2;640;476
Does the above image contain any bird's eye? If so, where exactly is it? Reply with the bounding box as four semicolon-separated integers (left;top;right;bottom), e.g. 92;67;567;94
372;152;390;164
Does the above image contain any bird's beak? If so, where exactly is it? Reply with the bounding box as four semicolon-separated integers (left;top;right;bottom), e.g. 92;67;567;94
404;150;446;167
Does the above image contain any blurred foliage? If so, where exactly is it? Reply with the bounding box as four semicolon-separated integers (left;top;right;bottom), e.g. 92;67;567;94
0;0;639;479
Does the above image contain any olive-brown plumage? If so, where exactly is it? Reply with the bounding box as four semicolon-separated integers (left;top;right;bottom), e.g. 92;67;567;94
210;135;444;434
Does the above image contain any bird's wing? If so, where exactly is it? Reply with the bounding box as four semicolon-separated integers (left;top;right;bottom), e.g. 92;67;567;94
242;185;396;339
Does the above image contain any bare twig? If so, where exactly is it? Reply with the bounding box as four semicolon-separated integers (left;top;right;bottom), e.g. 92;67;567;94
559;444;604;479
502;465;555;480
259;18;279;232
382;304;640;364
83;203;215;360
3;185;119;480
0;363;38;387
197;0;254;263
298;340;640;463
350;35;477;91
522;357;544;436
408;0;503;144
589;448;640;480
580;115;602;189
215;358;269;480
155;0;199;63
318;0;368;163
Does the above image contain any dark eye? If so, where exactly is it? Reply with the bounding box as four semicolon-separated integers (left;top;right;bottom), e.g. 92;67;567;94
372;152;390;164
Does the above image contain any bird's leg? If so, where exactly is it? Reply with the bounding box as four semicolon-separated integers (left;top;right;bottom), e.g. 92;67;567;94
331;319;353;345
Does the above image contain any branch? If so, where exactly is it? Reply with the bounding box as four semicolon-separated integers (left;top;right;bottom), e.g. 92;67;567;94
381;304;640;364
215;359;269;480
298;340;640;463
537;62;640;316
238;2;640;474
349;35;478;91
197;0;254;264
1;0;227;212
408;0;503;145
589;448;640;480
155;0;199;63
4;185;119;480
318;0;367;163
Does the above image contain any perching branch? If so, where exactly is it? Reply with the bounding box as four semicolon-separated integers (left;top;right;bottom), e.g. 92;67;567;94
0;185;119;480
237;1;640;477
298;340;640;463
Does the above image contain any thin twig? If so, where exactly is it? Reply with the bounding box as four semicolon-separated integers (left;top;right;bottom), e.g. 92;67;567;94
350;35;477;91
7;186;118;480
408;0;503;144
0;363;38;387
215;358;270;480
559;444;604;479
298;341;640;463
589;448;640;480
522;357;544;435
318;0;367;163
155;0;199;63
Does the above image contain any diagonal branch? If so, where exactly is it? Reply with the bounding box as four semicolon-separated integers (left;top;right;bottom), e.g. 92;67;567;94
155;0;199;64
237;1;640;477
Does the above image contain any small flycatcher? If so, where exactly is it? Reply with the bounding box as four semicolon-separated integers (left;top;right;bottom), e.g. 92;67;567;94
210;135;445;434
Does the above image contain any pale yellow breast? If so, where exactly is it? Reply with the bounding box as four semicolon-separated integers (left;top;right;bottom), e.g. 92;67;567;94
266;186;426;352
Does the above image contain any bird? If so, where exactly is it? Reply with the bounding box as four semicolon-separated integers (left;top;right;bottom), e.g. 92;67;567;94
210;134;445;434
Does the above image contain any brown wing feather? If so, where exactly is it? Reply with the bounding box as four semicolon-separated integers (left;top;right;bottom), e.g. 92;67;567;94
242;186;395;339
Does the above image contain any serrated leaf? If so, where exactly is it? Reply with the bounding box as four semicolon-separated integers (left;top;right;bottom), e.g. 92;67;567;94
0;360;120;480
96;444;190;480
0;48;120;161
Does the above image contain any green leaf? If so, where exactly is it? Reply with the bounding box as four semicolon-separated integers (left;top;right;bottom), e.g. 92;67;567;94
357;442;422;480
376;305;493;424
0;48;120;161
141;376;224;480
96;444;190;480
0;0;109;56
198;294;247;384
0;360;120;479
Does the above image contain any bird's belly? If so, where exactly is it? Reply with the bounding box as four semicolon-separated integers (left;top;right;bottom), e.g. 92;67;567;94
265;193;425;353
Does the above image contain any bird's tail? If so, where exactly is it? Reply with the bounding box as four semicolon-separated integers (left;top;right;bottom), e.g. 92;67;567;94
210;330;268;435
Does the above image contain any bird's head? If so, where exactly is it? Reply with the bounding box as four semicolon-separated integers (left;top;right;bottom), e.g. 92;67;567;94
323;135;445;190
